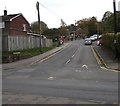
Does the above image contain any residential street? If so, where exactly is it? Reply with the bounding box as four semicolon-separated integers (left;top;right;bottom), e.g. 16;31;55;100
2;40;118;104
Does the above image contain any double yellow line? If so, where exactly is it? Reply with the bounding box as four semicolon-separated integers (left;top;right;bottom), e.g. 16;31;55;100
91;46;119;73
30;44;71;65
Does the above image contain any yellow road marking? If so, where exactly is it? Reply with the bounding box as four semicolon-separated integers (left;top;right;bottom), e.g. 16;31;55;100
91;46;119;73
30;44;71;65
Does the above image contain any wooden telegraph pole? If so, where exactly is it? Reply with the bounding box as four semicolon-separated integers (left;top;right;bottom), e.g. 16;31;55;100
113;0;118;59
36;1;42;52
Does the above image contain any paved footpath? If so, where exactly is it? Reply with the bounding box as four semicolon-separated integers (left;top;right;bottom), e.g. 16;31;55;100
2;42;71;70
93;42;120;71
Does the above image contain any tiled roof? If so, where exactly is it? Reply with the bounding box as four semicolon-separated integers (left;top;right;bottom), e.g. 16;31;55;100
1;14;20;22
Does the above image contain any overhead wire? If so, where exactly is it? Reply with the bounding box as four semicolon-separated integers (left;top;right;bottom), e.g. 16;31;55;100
39;3;62;19
39;2;67;26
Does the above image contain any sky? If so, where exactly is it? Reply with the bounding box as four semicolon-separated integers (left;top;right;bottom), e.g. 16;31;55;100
0;0;120;28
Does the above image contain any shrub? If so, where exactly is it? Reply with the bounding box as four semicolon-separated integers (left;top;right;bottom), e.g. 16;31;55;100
102;33;120;53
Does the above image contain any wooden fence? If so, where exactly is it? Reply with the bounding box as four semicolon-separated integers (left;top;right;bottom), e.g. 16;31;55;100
2;35;53;51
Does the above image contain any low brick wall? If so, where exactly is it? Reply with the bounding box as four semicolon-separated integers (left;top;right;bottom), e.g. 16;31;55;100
2;54;32;63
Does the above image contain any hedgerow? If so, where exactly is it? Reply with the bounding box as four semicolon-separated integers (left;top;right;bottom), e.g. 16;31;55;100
102;33;120;53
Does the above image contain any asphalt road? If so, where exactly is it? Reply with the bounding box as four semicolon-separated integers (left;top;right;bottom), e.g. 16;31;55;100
2;40;118;104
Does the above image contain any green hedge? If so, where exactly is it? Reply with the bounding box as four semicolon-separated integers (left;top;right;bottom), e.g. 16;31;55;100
102;33;120;53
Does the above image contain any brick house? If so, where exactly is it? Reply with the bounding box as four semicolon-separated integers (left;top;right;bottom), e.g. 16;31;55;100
1;10;31;36
1;10;52;53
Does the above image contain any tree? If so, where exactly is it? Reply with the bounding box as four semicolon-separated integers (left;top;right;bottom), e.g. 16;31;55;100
77;17;103;36
31;21;48;34
43;28;60;39
102;11;113;22
59;26;69;37
102;11;120;33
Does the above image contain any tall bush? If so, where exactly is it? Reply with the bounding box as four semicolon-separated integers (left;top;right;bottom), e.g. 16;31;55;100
102;33;120;53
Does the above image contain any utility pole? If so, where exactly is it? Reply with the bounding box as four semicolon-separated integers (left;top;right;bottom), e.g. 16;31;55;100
113;0;118;59
36;1;42;52
113;0;117;35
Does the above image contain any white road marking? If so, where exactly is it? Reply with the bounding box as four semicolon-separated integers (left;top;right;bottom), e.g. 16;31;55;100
66;59;71;64
75;70;82;72
82;64;88;69
48;77;56;80
72;54;75;58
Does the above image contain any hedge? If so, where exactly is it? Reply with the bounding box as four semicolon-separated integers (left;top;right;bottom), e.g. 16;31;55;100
102;33;120;53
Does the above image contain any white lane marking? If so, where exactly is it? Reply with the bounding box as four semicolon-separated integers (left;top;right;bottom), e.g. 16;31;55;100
75;70;82;72
82;64;88;69
48;77;56;80
72;54;75;58
65;59;71;64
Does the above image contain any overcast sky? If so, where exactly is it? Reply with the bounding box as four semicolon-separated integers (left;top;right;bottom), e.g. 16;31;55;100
0;0;120;28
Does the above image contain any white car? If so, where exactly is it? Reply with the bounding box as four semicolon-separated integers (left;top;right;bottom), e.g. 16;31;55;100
90;36;95;41
84;38;92;45
93;34;98;40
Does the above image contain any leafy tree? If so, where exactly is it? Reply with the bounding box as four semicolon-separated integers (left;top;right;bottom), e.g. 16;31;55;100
117;12;120;32
58;26;69;37
102;11;113;22
102;11;120;33
31;21;48;34
77;17;103;36
43;27;69;40
43;28;60;39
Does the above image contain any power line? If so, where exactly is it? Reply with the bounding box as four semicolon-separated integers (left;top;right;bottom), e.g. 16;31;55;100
38;2;67;27
39;2;62;19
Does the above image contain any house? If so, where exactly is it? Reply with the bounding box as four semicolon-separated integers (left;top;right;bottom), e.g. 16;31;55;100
0;10;31;36
1;10;53;53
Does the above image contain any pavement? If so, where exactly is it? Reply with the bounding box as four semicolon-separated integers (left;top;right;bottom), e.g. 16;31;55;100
2;40;120;72
92;42;120;71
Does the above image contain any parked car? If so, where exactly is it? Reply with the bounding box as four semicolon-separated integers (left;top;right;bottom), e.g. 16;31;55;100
84;38;92;45
90;36;96;41
93;34;98;40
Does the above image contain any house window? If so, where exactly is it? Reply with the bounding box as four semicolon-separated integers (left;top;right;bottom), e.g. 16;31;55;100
23;24;26;31
0;22;5;28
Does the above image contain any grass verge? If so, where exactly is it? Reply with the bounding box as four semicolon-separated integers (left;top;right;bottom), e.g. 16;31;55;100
2;42;59;57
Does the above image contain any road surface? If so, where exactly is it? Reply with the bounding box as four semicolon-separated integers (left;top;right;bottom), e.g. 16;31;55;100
2;40;118;104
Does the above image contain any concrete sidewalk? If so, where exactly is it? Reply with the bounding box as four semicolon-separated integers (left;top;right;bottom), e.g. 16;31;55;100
2;42;71;70
93;44;120;71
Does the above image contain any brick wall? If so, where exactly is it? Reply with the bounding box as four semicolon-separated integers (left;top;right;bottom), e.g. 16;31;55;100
2;15;31;36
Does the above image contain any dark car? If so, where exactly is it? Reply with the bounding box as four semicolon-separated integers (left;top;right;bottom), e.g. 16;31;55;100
84;38;92;45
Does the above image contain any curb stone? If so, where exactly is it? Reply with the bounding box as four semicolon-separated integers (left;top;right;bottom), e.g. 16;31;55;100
92;46;120;72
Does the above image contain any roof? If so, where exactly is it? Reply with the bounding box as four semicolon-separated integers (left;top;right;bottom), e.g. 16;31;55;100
1;13;21;22
0;13;30;25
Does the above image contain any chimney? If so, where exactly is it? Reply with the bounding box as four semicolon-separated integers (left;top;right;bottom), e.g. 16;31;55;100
4;10;7;16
